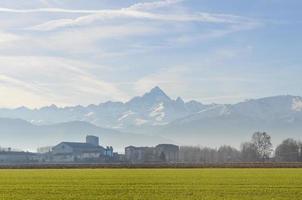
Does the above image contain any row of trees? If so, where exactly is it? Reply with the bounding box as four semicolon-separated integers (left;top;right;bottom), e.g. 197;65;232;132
179;132;302;163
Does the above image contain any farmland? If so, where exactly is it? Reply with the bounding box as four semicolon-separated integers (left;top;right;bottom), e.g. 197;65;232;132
0;169;301;200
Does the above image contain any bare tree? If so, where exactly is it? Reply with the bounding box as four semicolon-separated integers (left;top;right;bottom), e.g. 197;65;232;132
275;138;300;162
179;146;218;164
298;142;302;162
240;142;259;162
217;145;240;163
251;132;273;161
179;146;202;163
200;147;218;163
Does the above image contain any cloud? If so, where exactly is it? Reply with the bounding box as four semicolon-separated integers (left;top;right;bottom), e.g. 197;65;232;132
170;22;261;45
0;0;269;107
28;10;165;31
0;7;104;14
0;0;181;14
0;56;128;108
28;11;258;31
0;31;20;43
134;66;190;97
127;0;184;10
0;82;51;108
20;25;160;57
0;22;159;59
0;0;182;13
30;11;257;31
0;73;61;108
16;0;258;32
132;45;262;103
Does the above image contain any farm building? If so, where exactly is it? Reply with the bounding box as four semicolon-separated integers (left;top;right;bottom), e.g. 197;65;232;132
49;135;114;163
0;151;38;164
125;144;179;163
125;146;158;163
156;144;180;162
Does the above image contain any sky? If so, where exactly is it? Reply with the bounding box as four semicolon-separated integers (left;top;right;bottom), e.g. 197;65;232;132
0;0;301;108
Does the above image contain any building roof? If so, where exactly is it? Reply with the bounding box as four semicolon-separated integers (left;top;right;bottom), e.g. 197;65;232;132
156;144;179;148
62;142;97;148
155;144;179;152
0;151;36;156
126;144;179;151
125;146;154;150
59;142;105;153
125;146;136;149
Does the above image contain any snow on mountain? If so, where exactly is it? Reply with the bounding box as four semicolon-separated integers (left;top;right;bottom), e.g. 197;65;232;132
169;95;302;129
135;118;149;126
1;88;302;138
153;95;302;148
114;87;208;128
0;87;208;130
149;102;165;121
292;97;302;112
85;112;95;117
118;110;136;121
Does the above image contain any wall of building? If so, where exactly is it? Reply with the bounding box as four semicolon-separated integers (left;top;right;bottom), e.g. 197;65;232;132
0;152;38;163
155;144;179;163
125;144;179;164
52;143;74;155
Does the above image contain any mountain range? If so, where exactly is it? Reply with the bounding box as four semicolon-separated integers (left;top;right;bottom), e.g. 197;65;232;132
0;86;302;151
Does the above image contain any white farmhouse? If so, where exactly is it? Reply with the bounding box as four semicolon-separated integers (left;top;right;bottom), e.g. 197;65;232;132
51;135;113;163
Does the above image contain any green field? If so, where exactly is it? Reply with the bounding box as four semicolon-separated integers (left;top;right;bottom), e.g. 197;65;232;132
0;169;301;200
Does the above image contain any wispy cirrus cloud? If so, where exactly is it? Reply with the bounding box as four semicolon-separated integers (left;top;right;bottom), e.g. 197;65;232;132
0;56;129;108
169;22;261;45
127;0;184;10
0;0;261;51
28;10;258;31
0;7;107;14
0;31;20;43
0;0;279;108
0;0;182;13
0;0;258;32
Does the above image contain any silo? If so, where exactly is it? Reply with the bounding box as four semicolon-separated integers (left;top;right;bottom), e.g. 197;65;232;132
86;135;99;146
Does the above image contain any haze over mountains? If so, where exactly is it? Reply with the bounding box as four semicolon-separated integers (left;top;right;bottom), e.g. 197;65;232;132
1;86;302;151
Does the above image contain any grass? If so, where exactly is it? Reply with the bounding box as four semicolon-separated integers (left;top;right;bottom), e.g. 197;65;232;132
0;169;301;200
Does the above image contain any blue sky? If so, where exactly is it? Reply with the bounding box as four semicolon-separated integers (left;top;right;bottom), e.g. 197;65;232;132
0;0;301;108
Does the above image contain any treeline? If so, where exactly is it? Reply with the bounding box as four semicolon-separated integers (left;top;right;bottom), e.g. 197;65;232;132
179;132;302;163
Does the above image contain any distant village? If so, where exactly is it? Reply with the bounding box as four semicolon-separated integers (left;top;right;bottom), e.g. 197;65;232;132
1;132;302;165
0;135;180;164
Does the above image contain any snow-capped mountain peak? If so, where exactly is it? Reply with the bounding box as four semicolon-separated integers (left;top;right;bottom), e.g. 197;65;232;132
1;88;302;135
140;86;171;103
126;87;169;107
